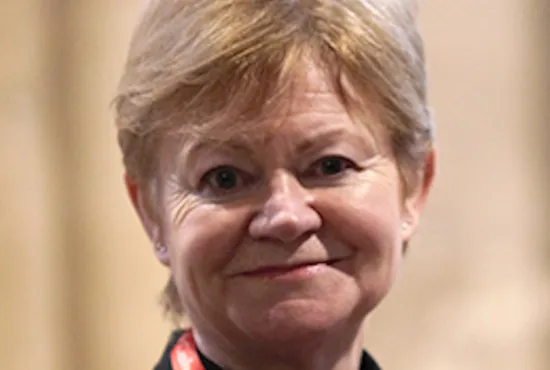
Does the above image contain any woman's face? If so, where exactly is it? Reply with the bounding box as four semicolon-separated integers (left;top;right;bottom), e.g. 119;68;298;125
130;65;433;348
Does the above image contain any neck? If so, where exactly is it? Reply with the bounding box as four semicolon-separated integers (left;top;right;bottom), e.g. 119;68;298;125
194;322;366;370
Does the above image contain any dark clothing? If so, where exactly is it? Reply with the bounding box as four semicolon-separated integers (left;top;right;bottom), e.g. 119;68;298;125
155;330;381;370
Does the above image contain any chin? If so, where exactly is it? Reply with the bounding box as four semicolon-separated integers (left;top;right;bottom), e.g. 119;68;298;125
230;295;362;344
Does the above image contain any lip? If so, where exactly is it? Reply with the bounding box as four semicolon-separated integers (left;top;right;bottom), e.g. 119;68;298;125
237;258;346;280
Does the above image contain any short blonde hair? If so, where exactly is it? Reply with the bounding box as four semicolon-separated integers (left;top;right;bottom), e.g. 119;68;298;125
114;0;434;320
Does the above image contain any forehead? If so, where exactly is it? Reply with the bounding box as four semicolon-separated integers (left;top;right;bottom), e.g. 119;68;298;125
153;62;387;177
173;62;378;149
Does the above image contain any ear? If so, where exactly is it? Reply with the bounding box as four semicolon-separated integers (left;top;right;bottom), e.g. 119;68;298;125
401;149;436;242
124;174;170;266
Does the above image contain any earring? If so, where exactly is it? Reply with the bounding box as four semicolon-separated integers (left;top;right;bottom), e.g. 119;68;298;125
401;221;410;230
155;243;167;253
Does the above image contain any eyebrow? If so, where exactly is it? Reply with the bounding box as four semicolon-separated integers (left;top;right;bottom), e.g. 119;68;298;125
179;138;255;168
178;124;376;168
295;127;374;155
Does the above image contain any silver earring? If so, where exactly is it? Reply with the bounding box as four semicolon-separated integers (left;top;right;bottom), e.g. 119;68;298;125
401;221;410;230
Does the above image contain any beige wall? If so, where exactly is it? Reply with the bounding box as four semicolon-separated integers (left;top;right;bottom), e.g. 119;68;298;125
1;1;548;369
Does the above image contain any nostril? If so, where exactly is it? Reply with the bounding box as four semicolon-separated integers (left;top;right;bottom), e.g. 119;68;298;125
248;209;319;242
301;230;316;242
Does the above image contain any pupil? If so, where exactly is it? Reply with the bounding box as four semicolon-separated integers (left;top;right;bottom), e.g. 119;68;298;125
322;158;343;175
215;170;237;189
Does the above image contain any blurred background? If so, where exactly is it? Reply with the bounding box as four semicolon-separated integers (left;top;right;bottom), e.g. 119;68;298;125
1;0;549;369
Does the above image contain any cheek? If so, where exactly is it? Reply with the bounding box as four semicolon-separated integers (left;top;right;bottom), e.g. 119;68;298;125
315;181;403;291
161;202;251;310
317;183;402;253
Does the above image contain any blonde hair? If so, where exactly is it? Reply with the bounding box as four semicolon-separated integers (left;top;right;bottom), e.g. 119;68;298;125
114;0;434;320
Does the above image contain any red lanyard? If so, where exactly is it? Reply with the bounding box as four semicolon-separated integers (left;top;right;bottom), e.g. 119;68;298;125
170;330;206;370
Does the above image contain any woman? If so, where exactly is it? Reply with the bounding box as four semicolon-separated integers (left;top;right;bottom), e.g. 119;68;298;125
114;0;435;369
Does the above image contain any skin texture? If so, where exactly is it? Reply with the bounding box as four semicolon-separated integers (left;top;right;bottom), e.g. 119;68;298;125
127;64;435;370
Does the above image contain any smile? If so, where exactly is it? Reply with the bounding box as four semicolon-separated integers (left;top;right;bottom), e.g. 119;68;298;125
239;259;346;280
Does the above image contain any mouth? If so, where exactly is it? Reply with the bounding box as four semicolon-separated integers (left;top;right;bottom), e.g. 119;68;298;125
238;258;346;279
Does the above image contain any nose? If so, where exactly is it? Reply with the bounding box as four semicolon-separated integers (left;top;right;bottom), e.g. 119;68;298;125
249;170;322;243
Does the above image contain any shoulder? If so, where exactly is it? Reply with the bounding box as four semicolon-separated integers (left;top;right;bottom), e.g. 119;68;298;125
361;350;382;370
153;329;184;370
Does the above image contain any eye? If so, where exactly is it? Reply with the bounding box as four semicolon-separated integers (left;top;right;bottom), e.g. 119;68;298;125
199;165;254;196
306;156;357;178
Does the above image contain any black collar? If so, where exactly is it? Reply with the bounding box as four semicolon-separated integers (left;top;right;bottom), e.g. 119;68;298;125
155;330;381;370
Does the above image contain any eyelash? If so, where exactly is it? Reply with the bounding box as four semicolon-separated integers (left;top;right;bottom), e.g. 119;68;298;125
197;166;256;198
197;156;359;197
305;155;358;178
